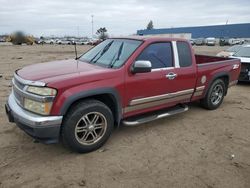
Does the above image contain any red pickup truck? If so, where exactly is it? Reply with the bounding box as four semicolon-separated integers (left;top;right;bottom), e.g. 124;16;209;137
5;37;240;153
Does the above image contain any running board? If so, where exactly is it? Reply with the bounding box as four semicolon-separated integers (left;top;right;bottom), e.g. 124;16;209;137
122;105;189;126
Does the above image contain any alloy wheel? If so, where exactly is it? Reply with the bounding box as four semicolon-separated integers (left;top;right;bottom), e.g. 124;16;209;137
75;112;107;145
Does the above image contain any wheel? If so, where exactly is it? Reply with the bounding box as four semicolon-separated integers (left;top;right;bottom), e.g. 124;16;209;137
61;100;114;153
200;79;226;110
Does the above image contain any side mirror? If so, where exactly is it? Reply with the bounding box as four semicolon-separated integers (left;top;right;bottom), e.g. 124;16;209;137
131;60;152;74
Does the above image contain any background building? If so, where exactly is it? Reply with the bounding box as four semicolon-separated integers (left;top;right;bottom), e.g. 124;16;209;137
137;23;250;39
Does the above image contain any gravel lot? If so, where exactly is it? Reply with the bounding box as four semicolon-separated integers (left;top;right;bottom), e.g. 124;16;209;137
0;44;249;188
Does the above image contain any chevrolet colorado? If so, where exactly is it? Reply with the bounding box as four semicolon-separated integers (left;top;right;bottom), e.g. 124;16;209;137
5;37;241;153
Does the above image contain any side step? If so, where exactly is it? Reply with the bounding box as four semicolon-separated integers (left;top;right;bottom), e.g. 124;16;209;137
122;105;189;126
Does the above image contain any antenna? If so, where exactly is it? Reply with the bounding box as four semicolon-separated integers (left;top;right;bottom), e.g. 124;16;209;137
74;43;78;60
91;15;94;38
77;26;79;37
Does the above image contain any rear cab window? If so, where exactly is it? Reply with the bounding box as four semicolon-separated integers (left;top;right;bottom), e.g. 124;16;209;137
177;41;192;67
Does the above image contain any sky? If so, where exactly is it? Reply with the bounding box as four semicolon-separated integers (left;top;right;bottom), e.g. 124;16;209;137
0;0;250;37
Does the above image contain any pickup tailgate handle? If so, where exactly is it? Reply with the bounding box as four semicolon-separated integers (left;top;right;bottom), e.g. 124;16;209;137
166;72;177;80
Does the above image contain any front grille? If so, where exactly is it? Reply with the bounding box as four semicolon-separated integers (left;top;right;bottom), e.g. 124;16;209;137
14;77;25;90
239;63;250;81
12;73;53;107
13;89;23;105
241;63;250;73
13;76;25;107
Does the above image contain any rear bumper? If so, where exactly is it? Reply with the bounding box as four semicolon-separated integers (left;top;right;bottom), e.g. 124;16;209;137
5;93;63;144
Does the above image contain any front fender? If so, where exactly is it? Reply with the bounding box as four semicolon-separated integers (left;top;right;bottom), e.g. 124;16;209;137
57;87;122;123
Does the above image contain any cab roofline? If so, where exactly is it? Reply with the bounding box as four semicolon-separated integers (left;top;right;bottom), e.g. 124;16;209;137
109;36;188;42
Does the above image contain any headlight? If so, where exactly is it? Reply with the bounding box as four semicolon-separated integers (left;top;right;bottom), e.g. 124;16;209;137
24;98;52;115
27;86;57;96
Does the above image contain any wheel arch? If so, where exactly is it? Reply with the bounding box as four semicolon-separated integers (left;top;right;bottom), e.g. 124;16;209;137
59;88;122;126
205;72;230;96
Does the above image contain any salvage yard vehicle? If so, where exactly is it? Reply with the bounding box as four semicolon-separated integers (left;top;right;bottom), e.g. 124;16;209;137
206;37;216;46
230;44;250;82
219;37;230;46
44;39;55;44
194;38;205;45
5;37;241;153
229;38;244;45
7;32;35;45
216;45;242;57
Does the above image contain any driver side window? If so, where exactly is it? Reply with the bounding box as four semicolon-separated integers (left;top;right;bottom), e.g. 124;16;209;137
136;42;173;69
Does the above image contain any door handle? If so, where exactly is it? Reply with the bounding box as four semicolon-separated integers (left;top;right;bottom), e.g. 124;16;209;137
166;72;177;80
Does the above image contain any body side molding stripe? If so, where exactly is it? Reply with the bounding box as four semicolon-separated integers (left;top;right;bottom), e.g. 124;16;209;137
124;94;192;113
193;86;205;97
129;88;194;106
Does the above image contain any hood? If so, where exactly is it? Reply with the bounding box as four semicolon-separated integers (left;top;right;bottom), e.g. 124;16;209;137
17;59;113;83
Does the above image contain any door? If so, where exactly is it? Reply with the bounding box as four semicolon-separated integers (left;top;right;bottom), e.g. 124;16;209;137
161;41;197;95
124;41;197;117
124;42;177;116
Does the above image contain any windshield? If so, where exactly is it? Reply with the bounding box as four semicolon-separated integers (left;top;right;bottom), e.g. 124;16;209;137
233;47;250;58
226;45;242;52
79;39;142;68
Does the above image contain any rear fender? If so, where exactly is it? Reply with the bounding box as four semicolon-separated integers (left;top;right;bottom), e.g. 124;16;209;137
204;72;230;96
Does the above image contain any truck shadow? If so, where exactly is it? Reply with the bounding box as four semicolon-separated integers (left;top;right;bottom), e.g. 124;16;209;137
237;81;250;86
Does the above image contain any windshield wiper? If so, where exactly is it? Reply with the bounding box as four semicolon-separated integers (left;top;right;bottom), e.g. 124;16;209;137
88;49;103;64
89;41;114;64
108;42;124;68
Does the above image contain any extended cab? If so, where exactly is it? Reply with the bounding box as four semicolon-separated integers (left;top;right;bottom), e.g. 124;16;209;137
5;37;241;153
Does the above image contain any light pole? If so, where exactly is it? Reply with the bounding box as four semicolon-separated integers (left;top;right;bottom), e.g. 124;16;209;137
77;26;79;38
91;15;94;38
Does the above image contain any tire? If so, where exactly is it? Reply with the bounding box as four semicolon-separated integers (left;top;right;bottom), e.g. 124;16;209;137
200;79;226;110
61;99;114;153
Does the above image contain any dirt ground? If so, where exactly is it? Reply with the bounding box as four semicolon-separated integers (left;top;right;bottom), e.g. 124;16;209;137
0;44;250;188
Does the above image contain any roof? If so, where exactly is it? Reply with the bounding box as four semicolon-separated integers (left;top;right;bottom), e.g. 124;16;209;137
111;36;188;42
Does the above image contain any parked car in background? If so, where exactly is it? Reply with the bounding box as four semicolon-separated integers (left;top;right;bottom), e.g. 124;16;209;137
37;39;45;44
92;39;103;45
86;38;101;45
60;40;72;45
194;38;205;45
229;38;244;45
230;44;250;82
189;39;194;45
219;37;230;46
5;37;240;153
216;45;242;57
44;39;55;44
0;37;5;42
75;39;89;45
206;37;216;46
55;39;62;44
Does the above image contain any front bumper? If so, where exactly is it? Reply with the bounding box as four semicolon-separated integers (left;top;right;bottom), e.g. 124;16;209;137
5;93;63;144
239;63;250;82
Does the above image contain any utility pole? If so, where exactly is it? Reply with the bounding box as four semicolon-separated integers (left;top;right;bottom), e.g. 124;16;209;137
91;15;94;38
77;26;79;38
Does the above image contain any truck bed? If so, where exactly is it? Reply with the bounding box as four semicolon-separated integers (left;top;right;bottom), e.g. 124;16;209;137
195;54;230;65
191;54;241;101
